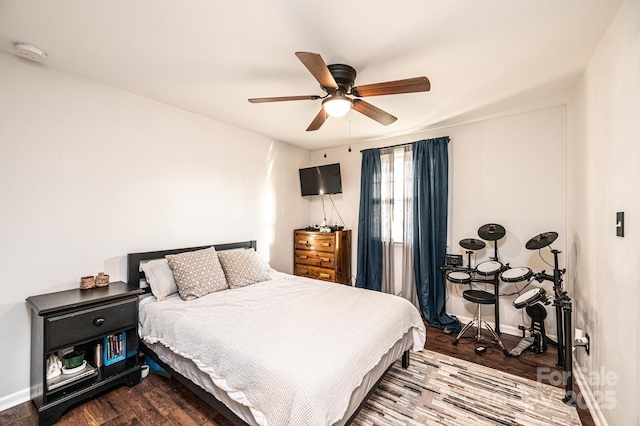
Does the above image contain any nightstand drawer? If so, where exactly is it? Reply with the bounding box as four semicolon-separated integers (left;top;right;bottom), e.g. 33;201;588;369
295;265;336;282
295;250;335;268
46;298;137;350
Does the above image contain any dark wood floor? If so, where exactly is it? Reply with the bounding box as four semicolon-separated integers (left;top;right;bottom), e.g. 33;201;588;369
1;324;593;425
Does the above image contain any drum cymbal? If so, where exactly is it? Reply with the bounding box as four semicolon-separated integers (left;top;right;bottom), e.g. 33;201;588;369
525;232;558;250
459;238;486;250
477;223;506;241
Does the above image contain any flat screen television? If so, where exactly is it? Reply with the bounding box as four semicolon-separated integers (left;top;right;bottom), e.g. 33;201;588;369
299;163;342;196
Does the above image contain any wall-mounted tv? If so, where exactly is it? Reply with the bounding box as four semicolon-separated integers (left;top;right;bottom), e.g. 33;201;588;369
299;163;342;196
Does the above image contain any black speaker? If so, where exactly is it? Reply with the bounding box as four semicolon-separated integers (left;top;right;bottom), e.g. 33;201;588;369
445;254;463;267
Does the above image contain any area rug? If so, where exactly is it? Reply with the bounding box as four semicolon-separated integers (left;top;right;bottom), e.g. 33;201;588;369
353;350;582;426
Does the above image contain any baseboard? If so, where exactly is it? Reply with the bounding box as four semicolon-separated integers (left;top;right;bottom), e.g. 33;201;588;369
573;359;608;426
0;387;30;413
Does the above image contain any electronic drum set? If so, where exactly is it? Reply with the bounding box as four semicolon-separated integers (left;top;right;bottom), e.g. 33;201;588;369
443;223;577;406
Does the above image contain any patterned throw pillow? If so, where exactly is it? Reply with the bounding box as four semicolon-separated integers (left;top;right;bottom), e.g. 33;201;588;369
166;247;228;300
217;249;272;289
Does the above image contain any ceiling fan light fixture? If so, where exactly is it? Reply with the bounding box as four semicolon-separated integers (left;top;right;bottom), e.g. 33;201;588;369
248;52;429;131
322;95;352;118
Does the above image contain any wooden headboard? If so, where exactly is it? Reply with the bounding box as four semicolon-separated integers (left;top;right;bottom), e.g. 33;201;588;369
127;240;257;289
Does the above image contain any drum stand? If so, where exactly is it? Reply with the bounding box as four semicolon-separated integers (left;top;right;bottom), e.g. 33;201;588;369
557;294;575;406
533;249;576;406
448;228;507;351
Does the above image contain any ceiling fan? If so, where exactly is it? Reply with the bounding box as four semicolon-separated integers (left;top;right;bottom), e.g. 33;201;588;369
248;52;430;131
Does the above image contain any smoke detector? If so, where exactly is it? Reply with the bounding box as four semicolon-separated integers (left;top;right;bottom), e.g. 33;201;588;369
14;42;47;62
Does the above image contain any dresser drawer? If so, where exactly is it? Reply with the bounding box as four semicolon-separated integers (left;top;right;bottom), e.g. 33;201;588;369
46;298;137;350
295;250;335;268
295;264;336;282
294;232;335;252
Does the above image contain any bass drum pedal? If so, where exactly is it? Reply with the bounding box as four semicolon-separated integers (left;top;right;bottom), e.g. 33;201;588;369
509;335;535;356
527;303;548;354
508;301;548;357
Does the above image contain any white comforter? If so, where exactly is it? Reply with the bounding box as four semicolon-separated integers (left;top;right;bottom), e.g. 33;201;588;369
139;272;426;426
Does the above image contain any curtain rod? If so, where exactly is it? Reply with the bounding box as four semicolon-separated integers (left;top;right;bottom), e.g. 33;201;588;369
360;137;450;153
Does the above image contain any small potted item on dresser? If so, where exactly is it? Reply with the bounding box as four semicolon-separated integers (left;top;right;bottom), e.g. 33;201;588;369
80;275;95;290
95;272;109;287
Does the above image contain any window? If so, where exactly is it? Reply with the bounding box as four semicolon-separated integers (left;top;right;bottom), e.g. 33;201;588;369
381;147;412;243
392;148;405;241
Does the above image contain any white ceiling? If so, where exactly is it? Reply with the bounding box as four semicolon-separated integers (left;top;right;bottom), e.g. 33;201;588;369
0;0;622;150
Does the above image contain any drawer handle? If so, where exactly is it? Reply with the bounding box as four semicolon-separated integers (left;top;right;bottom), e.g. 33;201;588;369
299;255;308;259
320;257;330;262
319;273;331;278
298;240;309;245
93;318;105;326
321;243;331;247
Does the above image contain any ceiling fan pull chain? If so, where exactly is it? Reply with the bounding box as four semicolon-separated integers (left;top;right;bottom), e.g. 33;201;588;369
348;109;352;153
324;109;328;158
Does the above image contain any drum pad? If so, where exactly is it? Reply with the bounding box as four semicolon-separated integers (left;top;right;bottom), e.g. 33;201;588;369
526;303;547;322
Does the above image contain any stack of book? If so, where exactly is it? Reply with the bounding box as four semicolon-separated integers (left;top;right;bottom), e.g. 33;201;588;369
103;332;126;366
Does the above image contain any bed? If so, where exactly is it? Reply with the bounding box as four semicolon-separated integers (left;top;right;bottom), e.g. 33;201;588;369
128;241;426;426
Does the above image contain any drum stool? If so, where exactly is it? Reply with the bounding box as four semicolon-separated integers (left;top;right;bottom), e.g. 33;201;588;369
452;289;503;345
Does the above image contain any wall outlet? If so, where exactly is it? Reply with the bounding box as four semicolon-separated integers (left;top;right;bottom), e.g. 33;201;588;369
585;333;590;355
575;333;590;355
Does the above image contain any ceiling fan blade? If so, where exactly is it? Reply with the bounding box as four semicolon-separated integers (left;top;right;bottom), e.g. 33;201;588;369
351;77;430;97
295;52;339;89
248;95;320;103
306;109;328;131
352;99;397;126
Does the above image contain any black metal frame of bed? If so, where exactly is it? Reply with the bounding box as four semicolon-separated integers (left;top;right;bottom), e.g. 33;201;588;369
127;240;409;426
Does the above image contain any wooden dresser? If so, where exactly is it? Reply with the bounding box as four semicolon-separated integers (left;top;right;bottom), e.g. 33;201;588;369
294;229;352;285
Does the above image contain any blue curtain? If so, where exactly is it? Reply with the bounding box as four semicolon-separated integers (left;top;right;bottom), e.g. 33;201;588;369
355;149;382;290
413;137;460;332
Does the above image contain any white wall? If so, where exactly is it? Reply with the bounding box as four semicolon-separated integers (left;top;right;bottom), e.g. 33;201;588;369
311;106;566;338
567;0;639;423
0;52;310;409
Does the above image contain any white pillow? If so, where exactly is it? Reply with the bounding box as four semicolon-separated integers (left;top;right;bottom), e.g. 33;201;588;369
141;259;178;301
252;249;275;273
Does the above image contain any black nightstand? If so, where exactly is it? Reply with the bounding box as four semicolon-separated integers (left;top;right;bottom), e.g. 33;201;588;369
26;282;144;425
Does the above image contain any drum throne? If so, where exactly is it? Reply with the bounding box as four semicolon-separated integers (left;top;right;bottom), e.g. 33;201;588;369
452;287;502;345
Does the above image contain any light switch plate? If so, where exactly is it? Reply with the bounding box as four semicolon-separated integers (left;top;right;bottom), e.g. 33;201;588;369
616;212;624;237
